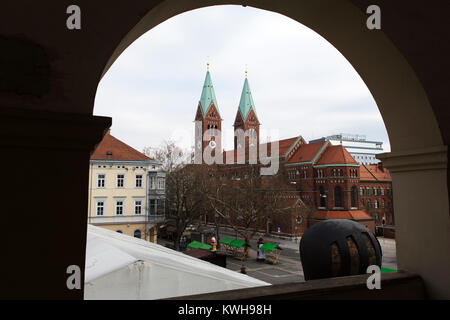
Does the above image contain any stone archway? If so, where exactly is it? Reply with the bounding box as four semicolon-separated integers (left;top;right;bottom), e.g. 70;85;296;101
102;0;448;297
1;0;448;299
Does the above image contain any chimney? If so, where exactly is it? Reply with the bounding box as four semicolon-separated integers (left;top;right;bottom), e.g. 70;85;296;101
377;161;384;171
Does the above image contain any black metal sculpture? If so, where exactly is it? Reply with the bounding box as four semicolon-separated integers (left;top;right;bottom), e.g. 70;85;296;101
300;219;382;280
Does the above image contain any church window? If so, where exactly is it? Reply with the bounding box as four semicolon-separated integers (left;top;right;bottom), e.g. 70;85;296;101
319;187;326;207
334;186;343;208
351;186;357;207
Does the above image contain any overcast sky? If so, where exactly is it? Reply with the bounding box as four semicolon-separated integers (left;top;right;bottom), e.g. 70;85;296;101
94;5;390;153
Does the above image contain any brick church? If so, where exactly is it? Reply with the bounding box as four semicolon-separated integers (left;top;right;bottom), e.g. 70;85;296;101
194;68;394;237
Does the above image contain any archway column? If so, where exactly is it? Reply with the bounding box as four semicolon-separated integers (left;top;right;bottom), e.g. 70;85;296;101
378;145;449;298
0;107;111;299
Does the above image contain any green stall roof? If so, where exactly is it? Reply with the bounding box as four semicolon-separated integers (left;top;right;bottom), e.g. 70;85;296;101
260;243;282;252
230;240;249;249
220;238;235;246
187;241;212;250
381;267;397;273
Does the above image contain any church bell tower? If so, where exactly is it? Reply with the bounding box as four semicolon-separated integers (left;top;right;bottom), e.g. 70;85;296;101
194;64;222;163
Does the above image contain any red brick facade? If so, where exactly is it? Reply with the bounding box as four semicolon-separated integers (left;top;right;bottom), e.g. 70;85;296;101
194;73;393;237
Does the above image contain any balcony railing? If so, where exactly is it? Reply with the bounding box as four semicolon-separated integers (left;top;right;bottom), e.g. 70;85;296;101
88;214;165;225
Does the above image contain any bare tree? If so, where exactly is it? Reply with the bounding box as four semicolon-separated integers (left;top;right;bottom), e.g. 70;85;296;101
143;139;190;173
167;164;211;250
206;164;293;258
143;140;209;250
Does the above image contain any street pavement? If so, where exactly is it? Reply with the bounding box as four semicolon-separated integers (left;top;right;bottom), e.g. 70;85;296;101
157;231;397;286
217;230;397;285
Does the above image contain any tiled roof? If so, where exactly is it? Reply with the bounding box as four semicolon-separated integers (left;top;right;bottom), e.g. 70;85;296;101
286;141;327;164
91;133;153;161
312;210;373;220
315;145;357;165
259;136;301;157
360;164;391;181
223;136;301;162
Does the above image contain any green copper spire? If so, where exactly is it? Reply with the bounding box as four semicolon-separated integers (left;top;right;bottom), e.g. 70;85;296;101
238;77;258;121
199;70;219;115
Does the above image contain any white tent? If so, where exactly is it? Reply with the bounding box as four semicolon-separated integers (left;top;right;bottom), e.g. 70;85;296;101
84;225;270;300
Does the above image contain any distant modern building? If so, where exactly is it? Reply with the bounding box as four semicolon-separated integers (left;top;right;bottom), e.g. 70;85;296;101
87;131;166;242
309;134;384;165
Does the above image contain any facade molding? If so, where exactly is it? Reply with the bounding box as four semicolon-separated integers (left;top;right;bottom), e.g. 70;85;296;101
377;145;448;173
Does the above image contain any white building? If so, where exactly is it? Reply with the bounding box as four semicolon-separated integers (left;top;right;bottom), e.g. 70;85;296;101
309;134;384;165
87;131;166;242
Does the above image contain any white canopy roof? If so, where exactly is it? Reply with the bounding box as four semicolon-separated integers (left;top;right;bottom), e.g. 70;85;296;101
84;225;269;300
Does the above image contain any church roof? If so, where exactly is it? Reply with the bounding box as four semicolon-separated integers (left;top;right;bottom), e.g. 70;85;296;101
315;145;358;166
199;71;219;116
238;77;258;121
360;164;391;181
91;132;153;162
286;141;328;164
311;210;373;221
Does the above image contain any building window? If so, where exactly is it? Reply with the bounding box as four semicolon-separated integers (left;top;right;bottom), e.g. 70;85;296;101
115;200;124;215
149;199;156;215
381;188;384;196
334;186;343;208
97;174;105;188
96;201;104;216
374;200;378;209
360;187;364;196
351;186;357;208
134;200;142;215
158;177;165;190
135;174;143;188
319;186;326;207
117;174;124;188
373;188;378;196
367;200;371;208
134;229;142;239
366;187;371;196
150;176;156;189
382;200;385;208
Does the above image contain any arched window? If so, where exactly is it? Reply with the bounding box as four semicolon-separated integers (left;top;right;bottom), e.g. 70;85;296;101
134;229;142;239
351;186;357;208
334;186;343;208
116;230;123;233
319;186;326;207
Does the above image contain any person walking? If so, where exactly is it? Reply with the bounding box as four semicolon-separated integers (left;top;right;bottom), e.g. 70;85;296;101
256;237;265;262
